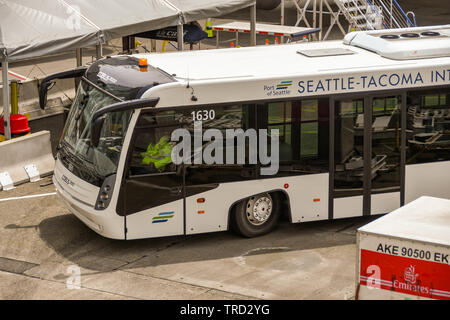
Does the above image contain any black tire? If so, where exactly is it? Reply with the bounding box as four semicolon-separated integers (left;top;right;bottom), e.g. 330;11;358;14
231;192;281;238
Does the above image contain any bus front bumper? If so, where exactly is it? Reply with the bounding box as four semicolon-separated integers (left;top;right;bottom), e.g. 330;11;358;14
53;175;125;240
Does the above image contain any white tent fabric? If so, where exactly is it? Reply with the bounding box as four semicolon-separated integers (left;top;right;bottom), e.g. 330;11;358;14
0;0;255;140
0;0;255;61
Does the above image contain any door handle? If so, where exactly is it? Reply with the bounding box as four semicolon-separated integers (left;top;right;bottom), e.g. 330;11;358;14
169;186;182;195
241;168;256;178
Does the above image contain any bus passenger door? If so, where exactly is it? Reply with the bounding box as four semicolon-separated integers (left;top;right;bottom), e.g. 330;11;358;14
367;94;403;215
331;94;403;219
332;97;366;218
183;104;258;235
118;111;186;240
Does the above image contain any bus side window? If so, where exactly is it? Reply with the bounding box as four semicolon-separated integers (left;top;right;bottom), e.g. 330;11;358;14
259;98;329;177
184;104;257;185
407;88;450;164
128;111;192;176
129;129;177;175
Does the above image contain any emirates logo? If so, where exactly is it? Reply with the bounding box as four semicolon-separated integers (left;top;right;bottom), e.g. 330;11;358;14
394;264;429;294
404;265;419;284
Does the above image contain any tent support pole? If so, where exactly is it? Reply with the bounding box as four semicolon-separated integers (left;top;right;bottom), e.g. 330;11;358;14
76;48;83;67
281;0;285;43
250;4;256;46
122;36;135;53
1;54;11;140
177;24;184;51
96;44;103;60
122;37;129;53
75;48;83;89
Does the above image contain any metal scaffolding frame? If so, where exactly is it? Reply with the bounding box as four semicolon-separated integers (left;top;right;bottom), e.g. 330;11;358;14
279;0;416;41
279;0;348;41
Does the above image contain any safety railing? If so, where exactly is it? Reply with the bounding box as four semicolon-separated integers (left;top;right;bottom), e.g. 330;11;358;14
335;0;416;31
367;0;416;29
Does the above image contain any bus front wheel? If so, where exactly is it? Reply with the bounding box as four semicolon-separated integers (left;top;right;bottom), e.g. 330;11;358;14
232;192;281;237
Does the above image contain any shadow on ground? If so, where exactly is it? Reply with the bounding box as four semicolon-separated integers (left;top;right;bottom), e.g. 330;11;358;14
36;212;379;273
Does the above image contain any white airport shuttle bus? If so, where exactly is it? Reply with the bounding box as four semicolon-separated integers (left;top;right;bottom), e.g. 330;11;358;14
41;25;450;240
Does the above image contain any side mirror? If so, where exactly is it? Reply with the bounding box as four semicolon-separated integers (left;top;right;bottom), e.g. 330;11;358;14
91;116;105;148
39;67;87;110
38;81;53;110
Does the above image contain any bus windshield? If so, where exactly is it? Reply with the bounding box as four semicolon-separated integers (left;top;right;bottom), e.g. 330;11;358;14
61;79;132;182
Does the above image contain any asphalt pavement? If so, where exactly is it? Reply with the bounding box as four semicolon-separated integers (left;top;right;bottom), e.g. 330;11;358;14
0;180;378;299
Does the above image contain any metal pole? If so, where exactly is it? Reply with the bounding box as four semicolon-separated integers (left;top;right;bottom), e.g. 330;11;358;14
250;4;256;46
390;0;393;28
313;0;317;41
319;0;323;40
10;80;19;115
76;48;83;67
281;0;285;43
216;30;220;48
130;36;135;51
96;44;103;60
363;96;372;216
75;48;83;89
400;92;406;206
313;0;317;28
122;37;130;53
177;24;184;51
1;55;11;140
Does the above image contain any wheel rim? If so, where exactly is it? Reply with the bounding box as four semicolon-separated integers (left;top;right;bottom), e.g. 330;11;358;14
246;193;273;226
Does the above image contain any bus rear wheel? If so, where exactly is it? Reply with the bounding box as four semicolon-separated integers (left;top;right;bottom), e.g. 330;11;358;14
232;192;280;238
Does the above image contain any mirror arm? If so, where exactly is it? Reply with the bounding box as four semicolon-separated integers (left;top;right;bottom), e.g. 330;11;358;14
39;66;87;110
91;97;160;123
90;97;160;147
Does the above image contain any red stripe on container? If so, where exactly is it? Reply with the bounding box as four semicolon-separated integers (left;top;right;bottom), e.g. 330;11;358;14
360;249;450;300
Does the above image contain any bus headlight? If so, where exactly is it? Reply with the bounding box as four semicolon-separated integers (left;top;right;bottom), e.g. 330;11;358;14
97;201;106;210
100;191;109;201
95;174;116;211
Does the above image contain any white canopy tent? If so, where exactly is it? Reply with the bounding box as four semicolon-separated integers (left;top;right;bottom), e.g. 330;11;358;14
0;0;256;139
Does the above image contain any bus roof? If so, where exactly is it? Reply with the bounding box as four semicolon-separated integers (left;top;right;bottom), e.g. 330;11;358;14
130;25;450;107
137;25;450;82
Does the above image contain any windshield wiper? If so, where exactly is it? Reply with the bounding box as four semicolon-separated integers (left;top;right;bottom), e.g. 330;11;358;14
59;142;102;180
60;140;93;165
74;92;89;121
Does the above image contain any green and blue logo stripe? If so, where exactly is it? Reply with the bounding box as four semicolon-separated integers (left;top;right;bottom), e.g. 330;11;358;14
152;211;174;223
277;81;292;90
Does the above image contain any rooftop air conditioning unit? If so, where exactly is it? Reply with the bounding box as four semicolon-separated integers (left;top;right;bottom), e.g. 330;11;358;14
343;25;450;60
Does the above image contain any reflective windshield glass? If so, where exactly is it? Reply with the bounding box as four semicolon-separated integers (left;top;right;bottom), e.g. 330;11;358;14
62;79;132;180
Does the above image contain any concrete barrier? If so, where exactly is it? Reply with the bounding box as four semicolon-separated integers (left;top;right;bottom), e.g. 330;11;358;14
0;130;55;190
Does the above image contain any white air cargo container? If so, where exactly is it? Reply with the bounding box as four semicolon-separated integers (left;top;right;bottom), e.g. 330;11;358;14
356;196;450;300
